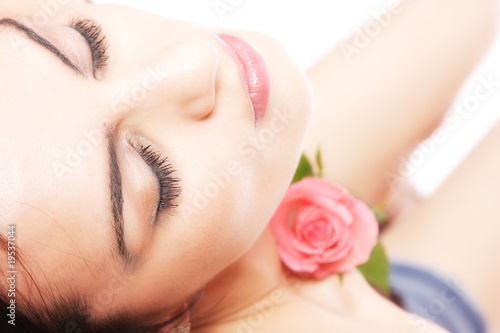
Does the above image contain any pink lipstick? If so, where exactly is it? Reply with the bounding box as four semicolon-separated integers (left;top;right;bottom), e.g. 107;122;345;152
217;34;270;126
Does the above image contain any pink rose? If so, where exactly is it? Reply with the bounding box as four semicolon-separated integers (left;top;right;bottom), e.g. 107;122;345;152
270;177;379;279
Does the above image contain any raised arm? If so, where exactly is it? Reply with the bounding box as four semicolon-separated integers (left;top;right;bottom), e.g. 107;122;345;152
304;0;498;204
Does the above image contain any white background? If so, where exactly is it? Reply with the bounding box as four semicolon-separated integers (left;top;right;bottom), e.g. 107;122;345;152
93;0;500;197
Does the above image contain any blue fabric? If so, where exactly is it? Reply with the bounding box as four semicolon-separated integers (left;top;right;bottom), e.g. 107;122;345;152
389;261;487;333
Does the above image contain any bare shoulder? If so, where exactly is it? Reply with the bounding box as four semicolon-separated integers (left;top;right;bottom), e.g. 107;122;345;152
195;271;448;333
279;271;449;333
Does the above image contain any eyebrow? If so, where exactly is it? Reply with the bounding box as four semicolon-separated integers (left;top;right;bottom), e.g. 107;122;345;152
0;18;82;76
107;128;131;264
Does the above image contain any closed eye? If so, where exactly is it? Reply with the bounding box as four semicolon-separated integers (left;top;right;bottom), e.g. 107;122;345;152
0;18;81;74
136;145;181;224
69;18;109;78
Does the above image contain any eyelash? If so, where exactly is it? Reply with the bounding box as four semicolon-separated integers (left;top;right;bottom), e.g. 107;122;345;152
69;18;109;77
138;145;181;215
68;19;178;217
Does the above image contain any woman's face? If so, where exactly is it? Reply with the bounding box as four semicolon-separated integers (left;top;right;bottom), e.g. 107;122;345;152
0;0;312;322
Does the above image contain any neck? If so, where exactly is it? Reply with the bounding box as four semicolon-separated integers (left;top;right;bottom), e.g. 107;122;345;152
192;227;286;328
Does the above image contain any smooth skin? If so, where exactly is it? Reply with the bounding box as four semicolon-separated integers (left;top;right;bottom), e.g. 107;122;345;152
0;0;498;332
0;0;312;325
309;0;500;330
200;0;500;331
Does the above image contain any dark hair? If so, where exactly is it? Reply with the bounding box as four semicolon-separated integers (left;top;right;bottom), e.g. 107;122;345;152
1;1;199;331
0;297;137;333
0;280;194;333
0;234;194;333
0;294;196;333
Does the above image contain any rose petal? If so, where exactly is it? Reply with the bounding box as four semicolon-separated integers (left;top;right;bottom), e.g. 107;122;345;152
290;235;325;255
269;177;379;278
323;215;344;247
318;229;353;262
278;247;319;274
302;220;328;245
313;196;354;226
294;205;325;235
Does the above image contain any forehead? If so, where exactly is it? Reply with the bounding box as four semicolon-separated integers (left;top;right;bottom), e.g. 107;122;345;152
0;155;120;304
0;89;118;312
0;0;146;308
0;2;189;313
0;0;88;14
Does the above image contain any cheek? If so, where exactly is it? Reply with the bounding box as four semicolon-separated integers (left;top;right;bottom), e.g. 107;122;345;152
106;160;273;320
174;144;276;258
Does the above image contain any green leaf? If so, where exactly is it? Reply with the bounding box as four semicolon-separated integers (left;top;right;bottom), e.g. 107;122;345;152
358;242;391;296
292;154;314;183
316;147;324;178
371;205;388;225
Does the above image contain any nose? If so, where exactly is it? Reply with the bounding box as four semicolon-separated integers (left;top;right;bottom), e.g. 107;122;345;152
130;41;219;121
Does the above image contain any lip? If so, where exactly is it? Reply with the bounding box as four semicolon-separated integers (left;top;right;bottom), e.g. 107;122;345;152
216;34;270;126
